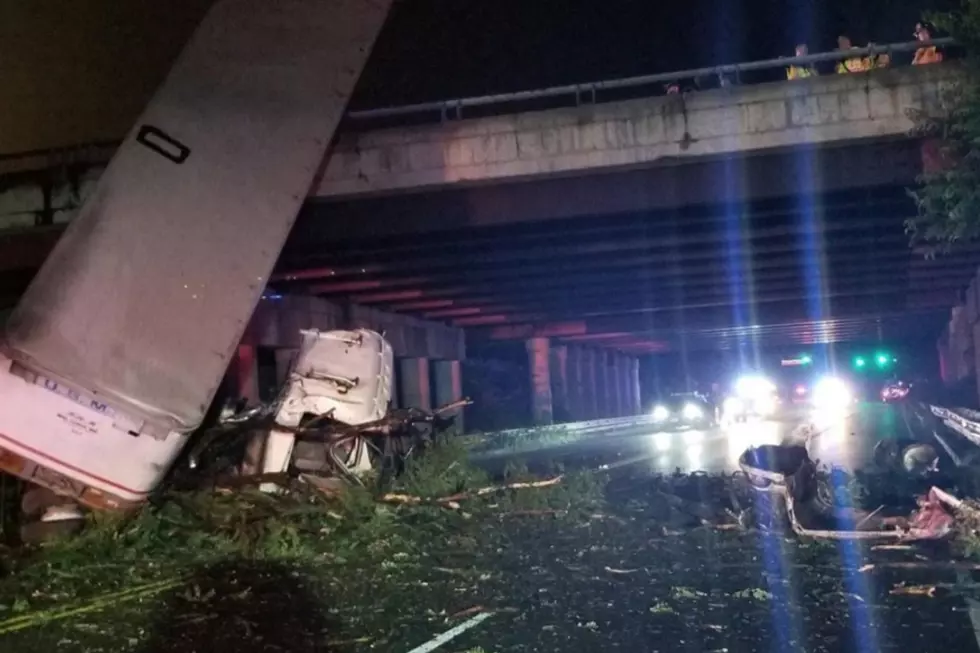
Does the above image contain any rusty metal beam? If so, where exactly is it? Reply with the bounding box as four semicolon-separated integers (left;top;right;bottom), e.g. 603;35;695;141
293;233;914;297
281;212;911;282
369;265;968;315
285;191;911;268
481;295;945;340
405;278;960;324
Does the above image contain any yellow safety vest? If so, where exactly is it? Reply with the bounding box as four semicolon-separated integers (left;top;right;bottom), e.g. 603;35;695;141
836;56;871;73
786;65;816;80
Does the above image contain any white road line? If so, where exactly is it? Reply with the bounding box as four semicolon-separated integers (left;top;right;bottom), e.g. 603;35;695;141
404;611;494;653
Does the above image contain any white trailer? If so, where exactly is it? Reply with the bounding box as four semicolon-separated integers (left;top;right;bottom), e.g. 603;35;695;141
0;0;393;512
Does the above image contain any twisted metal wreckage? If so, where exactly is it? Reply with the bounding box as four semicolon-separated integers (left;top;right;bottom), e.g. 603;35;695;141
736;406;980;544
185;328;472;490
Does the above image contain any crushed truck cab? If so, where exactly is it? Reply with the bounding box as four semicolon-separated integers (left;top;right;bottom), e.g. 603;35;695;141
259;329;394;491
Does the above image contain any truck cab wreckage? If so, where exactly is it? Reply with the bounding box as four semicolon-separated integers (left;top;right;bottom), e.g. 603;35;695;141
0;0;455;534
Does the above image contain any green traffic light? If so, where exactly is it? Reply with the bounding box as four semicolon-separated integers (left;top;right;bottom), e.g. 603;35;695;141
801;354;812;365
854;356;866;368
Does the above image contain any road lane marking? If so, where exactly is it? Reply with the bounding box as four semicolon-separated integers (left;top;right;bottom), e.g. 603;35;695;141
404;611;494;653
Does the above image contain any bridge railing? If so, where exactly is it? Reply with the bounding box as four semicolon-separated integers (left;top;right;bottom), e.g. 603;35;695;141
346;38;956;126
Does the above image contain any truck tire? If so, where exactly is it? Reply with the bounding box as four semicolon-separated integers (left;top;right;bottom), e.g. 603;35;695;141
20;518;85;545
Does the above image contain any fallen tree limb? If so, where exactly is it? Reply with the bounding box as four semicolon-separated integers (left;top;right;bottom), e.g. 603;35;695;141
890;584;937;597
381;475;564;507
860;561;980;572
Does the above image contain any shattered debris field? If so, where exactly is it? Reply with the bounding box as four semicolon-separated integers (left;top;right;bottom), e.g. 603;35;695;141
3;440;980;653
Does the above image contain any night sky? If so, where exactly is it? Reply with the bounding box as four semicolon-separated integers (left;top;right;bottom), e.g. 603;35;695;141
352;0;958;108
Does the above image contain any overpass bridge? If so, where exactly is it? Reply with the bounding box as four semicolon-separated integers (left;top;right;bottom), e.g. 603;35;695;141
0;40;971;424
319;58;952;199
277;56;966;353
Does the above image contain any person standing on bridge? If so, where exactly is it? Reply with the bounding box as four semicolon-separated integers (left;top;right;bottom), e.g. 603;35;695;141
786;43;818;80
835;34;874;73
912;22;943;65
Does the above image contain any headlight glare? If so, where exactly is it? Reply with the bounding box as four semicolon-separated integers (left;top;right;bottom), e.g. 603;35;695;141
682;403;703;420
813;376;852;409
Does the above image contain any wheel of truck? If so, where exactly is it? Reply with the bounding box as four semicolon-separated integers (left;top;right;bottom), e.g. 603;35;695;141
20;488;86;544
21;486;67;517
20;517;85;545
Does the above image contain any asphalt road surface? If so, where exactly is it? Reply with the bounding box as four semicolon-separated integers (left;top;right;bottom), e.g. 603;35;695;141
455;403;980;653
476;402;928;476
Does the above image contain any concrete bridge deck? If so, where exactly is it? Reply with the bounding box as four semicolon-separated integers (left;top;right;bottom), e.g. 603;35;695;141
318;62;956;198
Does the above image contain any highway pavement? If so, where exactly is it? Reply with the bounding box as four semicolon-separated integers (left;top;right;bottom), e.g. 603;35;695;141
474;401;929;476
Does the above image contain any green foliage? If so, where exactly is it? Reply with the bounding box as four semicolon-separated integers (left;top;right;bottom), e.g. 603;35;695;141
393;436;490;498
907;1;980;255
0;441;604;643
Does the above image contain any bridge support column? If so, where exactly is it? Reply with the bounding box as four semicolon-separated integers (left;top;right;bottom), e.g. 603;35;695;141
526;337;553;425
580;347;598;420
433;359;464;433
592;349;605;418
618;354;630;416
550;344;569;422
608;353;623;417
234;344;261;406
399;357;431;411
599;350;615;418
629;357;642;415
567;346;584;421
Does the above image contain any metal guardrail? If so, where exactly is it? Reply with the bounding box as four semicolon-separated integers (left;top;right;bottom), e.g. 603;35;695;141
347;38;955;123
929;404;980;446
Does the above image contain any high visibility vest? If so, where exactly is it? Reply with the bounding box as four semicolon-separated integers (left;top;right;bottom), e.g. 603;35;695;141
786;65;815;80
836;56;871;73
913;46;942;65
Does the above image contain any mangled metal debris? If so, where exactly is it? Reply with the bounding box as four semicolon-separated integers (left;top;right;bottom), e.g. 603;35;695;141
185;328;471;492
737;444;959;541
